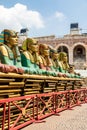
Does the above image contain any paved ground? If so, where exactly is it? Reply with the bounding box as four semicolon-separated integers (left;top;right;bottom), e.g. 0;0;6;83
21;103;87;130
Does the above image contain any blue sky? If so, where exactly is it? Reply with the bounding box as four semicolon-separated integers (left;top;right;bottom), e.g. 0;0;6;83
0;0;87;37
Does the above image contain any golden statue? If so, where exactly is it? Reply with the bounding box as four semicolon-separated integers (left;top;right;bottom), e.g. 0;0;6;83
0;29;21;66
21;38;46;74
49;48;60;71
58;52;81;78
39;44;65;76
58;52;69;73
0;29;29;74
39;44;52;70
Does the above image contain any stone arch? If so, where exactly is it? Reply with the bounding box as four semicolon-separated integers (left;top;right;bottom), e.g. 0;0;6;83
73;42;86;50
56;43;69;53
56;43;69;50
73;42;86;69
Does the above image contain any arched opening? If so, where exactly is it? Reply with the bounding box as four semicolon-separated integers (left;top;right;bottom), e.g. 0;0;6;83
57;46;68;53
73;45;86;69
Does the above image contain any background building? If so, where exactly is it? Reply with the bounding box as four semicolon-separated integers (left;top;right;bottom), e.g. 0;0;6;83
34;23;87;70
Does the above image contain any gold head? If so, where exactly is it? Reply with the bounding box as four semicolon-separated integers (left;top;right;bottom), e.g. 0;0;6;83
52;52;58;60
50;48;58;60
39;44;52;66
22;38;38;52
58;52;67;62
39;44;49;56
2;29;18;47
58;52;69;71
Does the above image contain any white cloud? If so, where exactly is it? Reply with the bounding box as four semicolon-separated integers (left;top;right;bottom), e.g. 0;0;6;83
55;11;66;21
0;3;44;32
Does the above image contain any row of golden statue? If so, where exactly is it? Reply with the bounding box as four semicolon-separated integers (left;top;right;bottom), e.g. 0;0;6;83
0;29;81;78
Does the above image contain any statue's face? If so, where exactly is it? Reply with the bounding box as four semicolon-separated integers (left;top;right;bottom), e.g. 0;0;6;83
30;43;38;52
63;54;67;62
8;34;18;46
43;49;49;56
27;38;38;52
53;53;58;60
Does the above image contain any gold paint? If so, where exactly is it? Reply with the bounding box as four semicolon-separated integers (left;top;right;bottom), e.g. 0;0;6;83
0;46;8;56
22;108;25;116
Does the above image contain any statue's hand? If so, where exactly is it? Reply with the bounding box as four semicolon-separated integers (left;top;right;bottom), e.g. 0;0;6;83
58;72;66;77
17;68;24;74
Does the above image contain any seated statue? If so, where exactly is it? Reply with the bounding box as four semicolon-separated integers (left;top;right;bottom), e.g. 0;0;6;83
39;44;65;77
58;52;69;73
58;52;73;77
0;29;30;74
49;48;60;72
0;30;21;66
58;52;81;78
49;48;66;77
21;38;46;75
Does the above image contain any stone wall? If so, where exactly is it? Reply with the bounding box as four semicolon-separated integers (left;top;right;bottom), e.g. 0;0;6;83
35;34;87;69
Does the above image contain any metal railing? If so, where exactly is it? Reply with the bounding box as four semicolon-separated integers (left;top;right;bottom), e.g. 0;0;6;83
0;88;87;130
